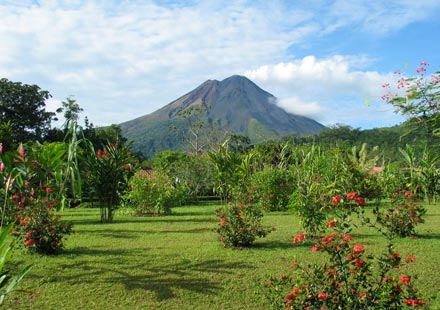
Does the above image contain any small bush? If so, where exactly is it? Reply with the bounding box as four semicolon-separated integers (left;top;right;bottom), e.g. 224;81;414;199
215;202;272;248
14;200;73;255
248;168;295;211
374;189;426;238
124;170;184;215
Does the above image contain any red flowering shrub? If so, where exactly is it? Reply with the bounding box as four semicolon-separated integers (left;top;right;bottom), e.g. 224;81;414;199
216;202;272;248
1;144;73;255
14;199;72;254
263;191;428;309
374;189;426;237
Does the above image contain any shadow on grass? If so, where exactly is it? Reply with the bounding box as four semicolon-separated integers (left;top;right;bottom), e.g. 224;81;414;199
40;253;253;301
414;233;440;239
75;227;213;237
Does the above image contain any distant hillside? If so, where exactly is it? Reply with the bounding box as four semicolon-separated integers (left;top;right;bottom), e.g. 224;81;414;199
120;75;325;157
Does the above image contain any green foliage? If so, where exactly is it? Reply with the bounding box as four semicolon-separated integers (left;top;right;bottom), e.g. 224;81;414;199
0;224;31;305
248;167;295;211
215;202;271;248
124;169;181;215
84;143;136;223
0;78;55;142
265;192;428;309
13;201;73;254
384;62;440;137
374;190;427;238
4;204;440;309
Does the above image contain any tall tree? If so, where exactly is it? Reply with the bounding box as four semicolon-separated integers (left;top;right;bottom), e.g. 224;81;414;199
0;78;55;142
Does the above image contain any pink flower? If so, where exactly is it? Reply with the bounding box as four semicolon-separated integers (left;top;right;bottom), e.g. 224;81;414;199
0;162;4;172
18;144;25;157
0;143;2;154
381;83;390;88
420;61;429;66
431;75;439;84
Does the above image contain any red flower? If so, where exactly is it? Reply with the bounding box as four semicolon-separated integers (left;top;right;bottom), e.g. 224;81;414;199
317;292;328;300
405;255;416;263
412;216;419;223
327;220;336;227
24;239;36;246
353;244;364;254
25;230;33;239
293;233;306;244
399;275;411;285
343;234;352;242
220;218;227;226
405;299;425;306
46;187;53;193
352;258;365;267
331;195;342;205
347;192;357;200
312;244;319;252
355;197;365;206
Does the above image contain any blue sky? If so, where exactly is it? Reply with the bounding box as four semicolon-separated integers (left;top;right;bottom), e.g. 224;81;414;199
1;0;439;129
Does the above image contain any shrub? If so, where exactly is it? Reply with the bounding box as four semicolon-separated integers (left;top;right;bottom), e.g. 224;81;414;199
374;189;426;238
124;169;180;215
264;192;428;309
248;168;295;211
1;143;73;255
13;200;72;255
216;202;272;248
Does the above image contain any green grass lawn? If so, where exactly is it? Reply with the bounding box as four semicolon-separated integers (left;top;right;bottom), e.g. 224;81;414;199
4;202;440;310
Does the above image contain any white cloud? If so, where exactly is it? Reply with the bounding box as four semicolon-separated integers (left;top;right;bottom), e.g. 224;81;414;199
245;55;405;127
0;0;437;128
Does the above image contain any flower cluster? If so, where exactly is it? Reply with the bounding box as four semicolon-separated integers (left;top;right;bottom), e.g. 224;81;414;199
264;190;428;309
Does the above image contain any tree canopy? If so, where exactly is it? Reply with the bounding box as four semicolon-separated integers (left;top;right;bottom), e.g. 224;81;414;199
0;78;55;142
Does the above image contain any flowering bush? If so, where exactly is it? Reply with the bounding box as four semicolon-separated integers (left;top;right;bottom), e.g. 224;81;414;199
264;191;428;309
13;199;72;254
374;189;426;238
216;202;272;248
1;143;73;254
266;234;427;309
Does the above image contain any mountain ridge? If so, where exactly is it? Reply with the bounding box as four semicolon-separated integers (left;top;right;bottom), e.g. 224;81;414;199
119;75;325;157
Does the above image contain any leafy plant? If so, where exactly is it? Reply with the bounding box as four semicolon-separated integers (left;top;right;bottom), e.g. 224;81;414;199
124;169;179;215
248;167;295;211
264;192;428;309
216;201;272;248
84;143;136;223
374;189;426;238
0;223;32;305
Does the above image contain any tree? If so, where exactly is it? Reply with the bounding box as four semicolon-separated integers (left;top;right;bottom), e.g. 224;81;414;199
56;97;83;129
383;62;440;137
0;78;55;142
